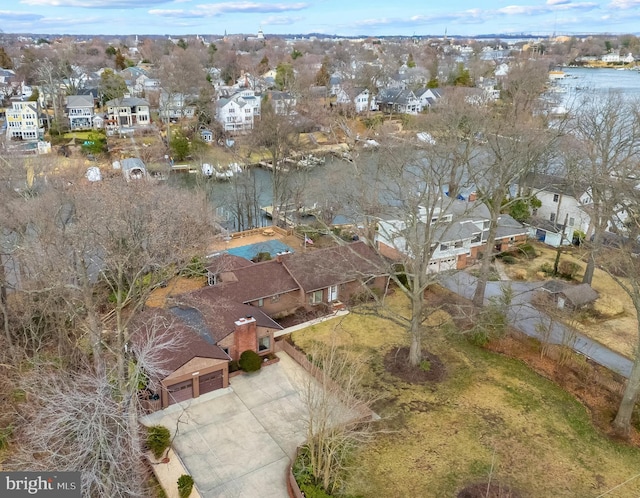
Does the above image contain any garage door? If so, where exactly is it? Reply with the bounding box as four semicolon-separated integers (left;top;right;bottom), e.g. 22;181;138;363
199;371;223;396
167;379;193;405
440;258;457;272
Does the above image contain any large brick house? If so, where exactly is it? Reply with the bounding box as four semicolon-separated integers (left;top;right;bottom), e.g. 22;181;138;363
135;242;389;408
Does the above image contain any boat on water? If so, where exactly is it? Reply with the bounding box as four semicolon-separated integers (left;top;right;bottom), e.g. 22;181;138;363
549;70;567;80
296;154;325;169
202;162;243;180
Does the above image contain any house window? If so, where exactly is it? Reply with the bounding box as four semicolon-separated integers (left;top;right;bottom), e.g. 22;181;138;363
454;241;463;248
553;194;559;202
309;290;323;305
257;298;264;307
440;243;450;251
271;294;280;302
471;233;481;243
221;347;229;356
258;336;270;352
569;217;575;226
550;213;556;222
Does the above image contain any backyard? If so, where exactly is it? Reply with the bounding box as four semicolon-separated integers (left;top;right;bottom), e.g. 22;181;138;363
291;290;640;497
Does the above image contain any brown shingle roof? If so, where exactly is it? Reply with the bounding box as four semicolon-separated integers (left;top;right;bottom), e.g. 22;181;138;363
173;291;281;343
281;241;386;292
208;258;300;302
131;308;229;375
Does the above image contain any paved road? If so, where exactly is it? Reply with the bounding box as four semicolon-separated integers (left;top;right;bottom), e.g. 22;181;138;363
440;272;633;378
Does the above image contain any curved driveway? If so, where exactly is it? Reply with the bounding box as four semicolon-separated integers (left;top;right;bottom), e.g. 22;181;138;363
439;272;633;378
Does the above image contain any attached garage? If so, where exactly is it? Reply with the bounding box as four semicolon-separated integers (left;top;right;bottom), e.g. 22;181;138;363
167;379;193;406
198;370;223;396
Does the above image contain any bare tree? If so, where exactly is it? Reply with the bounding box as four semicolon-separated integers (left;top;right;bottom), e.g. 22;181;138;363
250;96;299;227
567;92;640;285
470;105;554;307
600;190;640;435
13;314;185;497
342;136;471;367
298;334;376;494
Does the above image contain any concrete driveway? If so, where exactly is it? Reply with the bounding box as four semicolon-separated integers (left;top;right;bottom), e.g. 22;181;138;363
142;352;309;498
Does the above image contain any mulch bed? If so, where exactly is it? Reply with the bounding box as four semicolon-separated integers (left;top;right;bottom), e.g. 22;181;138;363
384;346;446;383
457;482;523;498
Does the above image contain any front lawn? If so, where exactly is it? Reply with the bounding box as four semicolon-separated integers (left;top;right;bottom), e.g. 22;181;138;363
291;291;640;497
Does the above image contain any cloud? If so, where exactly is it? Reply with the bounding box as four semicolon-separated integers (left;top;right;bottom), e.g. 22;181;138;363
262;15;303;25
150;1;308;18
610;0;640;8
0;10;44;21
20;0;170;7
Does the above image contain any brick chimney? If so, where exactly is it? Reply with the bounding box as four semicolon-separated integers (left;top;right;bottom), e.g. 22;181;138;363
468;192;477;202
233;316;257;360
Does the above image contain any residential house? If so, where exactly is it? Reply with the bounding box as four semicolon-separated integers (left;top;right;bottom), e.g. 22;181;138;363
268;90;297;115
206;241;388;315
138;241;388;408
105;96;151;131
66;94;95;130
376;199;528;273
5;98;44;141
132;307;232;409
376;88;422;114
520;173;591;238
159;90;196;121
215;89;261;133
335;87;372;114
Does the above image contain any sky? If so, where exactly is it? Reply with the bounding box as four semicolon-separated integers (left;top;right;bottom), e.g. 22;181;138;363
2;0;640;37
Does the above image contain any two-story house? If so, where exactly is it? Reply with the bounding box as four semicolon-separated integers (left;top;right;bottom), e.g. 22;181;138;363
66;95;95;130
376;199;528;273
105;96;151;131
520;173;591;236
5;98;44;141
335;87;372;114
375;88;422;115
159;90;196;122
268;90;296;115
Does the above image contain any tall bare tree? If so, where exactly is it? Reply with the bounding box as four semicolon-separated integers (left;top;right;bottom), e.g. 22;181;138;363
567;92;640;285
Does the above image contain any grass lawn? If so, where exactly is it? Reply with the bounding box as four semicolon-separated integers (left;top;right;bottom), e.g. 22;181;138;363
503;242;637;358
291;291;640;497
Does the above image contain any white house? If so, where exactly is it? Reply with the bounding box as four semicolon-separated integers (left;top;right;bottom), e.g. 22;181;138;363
215;89;261;133
376;199;527;273
335;87;372;113
521;173;592;235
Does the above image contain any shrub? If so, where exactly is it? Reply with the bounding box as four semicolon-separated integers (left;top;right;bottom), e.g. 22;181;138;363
501;255;517;265
239;350;262;372
513;269;527;280
147;425;171;460
419;360;431;372
539;262;554;276
558;260;581;280
517;243;537;259
228;360;239;372
177;474;194;498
